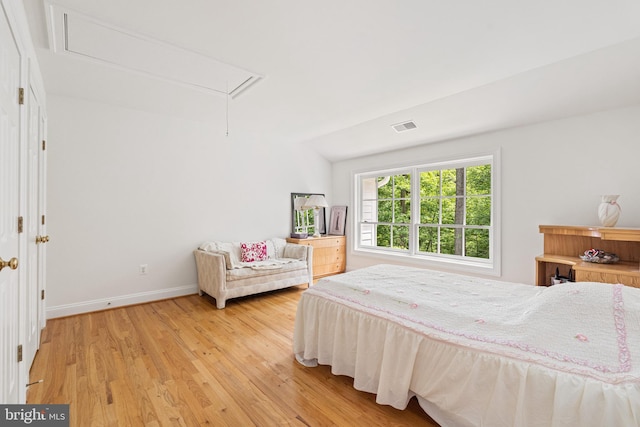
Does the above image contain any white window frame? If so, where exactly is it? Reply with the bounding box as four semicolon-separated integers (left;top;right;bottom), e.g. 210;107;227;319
352;150;501;276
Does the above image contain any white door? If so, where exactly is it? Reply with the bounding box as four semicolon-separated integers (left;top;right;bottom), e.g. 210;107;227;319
0;4;22;404
24;84;41;369
38;107;47;332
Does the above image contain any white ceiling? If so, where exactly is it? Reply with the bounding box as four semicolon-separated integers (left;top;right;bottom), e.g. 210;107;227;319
24;0;640;161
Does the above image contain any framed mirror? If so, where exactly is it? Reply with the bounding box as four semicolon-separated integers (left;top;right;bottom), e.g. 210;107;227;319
291;193;326;237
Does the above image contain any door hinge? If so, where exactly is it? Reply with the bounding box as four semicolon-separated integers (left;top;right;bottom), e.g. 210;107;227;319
42;140;46;151
42;215;46;225
18;88;24;105
18;216;23;233
41;290;45;300
17;345;23;362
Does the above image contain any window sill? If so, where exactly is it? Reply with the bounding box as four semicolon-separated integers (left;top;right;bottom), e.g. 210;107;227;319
353;247;501;277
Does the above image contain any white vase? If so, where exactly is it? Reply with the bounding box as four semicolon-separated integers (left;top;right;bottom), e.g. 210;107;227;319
598;195;621;227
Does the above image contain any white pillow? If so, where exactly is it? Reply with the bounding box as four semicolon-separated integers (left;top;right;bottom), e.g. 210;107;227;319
270;238;288;258
217;242;242;268
199;241;242;269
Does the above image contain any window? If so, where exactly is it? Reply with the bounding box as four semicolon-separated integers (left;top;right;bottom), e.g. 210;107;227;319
354;153;499;275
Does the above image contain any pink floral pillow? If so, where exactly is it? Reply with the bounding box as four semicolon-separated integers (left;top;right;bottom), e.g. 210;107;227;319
240;241;268;262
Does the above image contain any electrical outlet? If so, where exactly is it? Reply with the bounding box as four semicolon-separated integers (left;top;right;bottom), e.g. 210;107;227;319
139;264;148;275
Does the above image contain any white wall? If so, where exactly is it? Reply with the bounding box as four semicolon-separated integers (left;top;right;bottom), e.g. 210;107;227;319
46;95;331;317
332;104;640;284
46;96;640;316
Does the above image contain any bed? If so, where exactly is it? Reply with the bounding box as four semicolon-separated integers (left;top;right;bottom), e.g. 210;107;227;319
293;264;640;427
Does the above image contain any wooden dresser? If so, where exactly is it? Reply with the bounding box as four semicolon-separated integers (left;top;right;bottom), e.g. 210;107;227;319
286;235;346;281
536;225;640;288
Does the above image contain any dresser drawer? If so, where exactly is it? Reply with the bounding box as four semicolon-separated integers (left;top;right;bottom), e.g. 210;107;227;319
287;235;346;280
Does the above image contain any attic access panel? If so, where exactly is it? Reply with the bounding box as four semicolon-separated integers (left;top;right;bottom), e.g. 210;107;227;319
45;2;262;98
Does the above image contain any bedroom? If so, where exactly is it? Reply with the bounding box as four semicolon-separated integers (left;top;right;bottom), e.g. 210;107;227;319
2;0;640;424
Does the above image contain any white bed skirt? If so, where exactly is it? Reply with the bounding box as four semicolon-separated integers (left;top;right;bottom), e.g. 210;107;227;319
294;292;640;427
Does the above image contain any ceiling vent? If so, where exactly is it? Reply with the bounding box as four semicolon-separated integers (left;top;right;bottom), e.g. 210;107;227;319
44;2;262;98
391;121;417;133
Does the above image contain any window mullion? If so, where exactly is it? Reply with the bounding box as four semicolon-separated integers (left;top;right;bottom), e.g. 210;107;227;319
410;168;419;255
438;171;443;254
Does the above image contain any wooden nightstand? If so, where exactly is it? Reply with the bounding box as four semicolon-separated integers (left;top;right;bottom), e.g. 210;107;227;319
286;235;346;281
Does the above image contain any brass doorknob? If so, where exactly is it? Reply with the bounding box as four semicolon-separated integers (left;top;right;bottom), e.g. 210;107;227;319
0;257;18;271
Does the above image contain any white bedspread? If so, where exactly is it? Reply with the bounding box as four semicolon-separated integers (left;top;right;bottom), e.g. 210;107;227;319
293;264;640;427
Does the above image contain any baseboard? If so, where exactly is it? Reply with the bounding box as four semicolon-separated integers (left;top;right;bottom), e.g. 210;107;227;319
46;284;199;319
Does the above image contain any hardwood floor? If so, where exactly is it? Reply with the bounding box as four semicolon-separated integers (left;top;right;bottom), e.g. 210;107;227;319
28;286;439;426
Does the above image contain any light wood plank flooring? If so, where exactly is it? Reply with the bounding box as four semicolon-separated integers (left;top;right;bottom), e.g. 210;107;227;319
28;286;439;426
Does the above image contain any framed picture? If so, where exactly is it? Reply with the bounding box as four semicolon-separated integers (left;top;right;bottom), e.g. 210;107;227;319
328;206;347;236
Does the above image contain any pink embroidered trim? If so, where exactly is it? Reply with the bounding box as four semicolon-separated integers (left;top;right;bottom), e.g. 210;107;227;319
613;284;631;372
